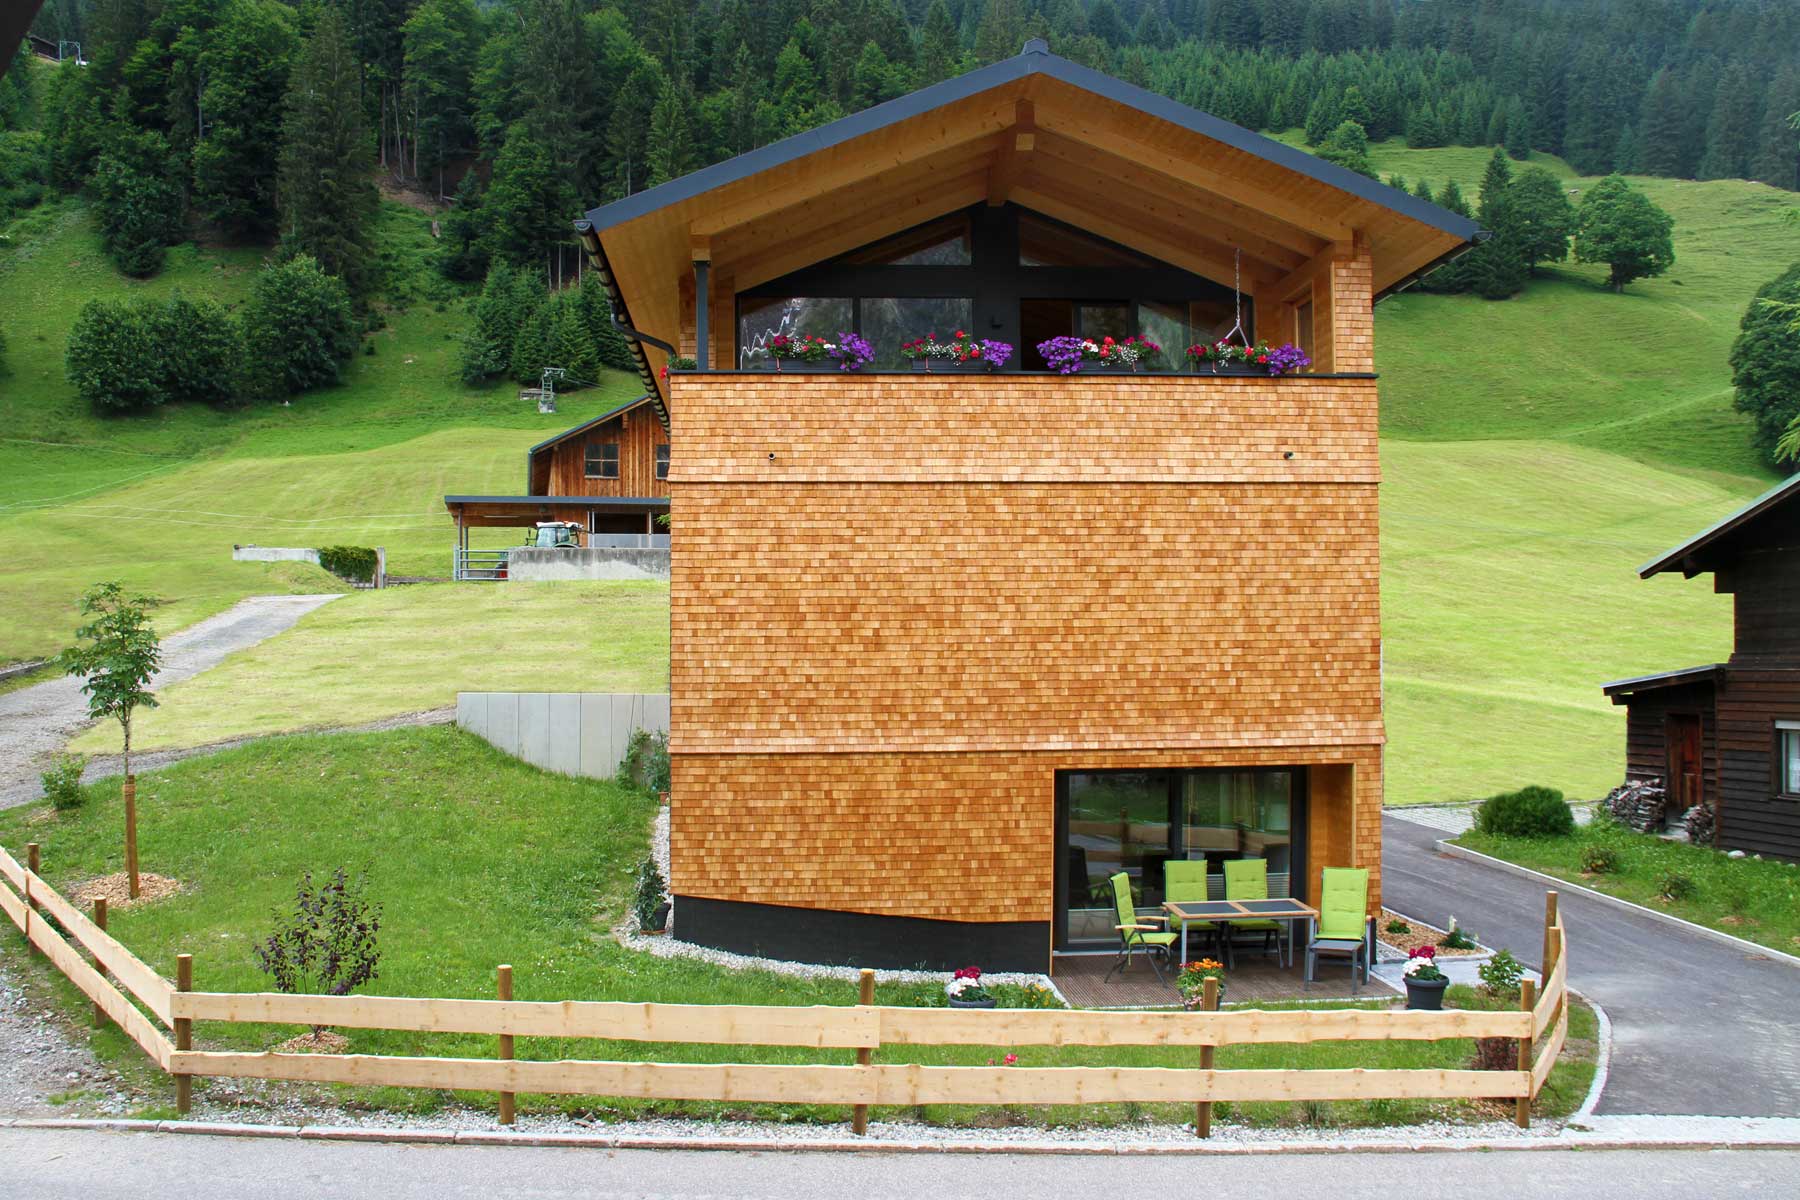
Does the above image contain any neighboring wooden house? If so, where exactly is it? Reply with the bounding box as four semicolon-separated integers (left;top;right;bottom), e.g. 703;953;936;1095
443;395;670;577
1604;474;1800;861
574;41;1481;970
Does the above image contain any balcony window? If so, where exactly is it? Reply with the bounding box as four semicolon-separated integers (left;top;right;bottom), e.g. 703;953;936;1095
860;298;974;368
585;441;619;479
737;297;853;366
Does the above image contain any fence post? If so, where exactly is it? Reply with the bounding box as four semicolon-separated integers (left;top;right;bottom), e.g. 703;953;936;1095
1196;975;1219;1139
1541;891;1559;980
1515;977;1536;1129
852;968;875;1136
497;964;515;1125
92;898;109;1027
175;953;193;1115
24;843;39;956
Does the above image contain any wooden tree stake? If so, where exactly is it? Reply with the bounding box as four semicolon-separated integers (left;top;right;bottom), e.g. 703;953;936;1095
852;968;875;1136
1196;975;1219;1139
92;898;109;1027
24;843;39;956
497;964;515;1125
1515;977;1536;1129
124;776;140;901
175;953;193;1115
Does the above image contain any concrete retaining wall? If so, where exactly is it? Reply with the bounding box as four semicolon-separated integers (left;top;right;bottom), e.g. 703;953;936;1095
233;545;320;565
456;692;670;778
507;547;670;581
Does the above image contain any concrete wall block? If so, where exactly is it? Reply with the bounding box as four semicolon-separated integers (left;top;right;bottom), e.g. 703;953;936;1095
459;691;671;779
519;693;551;767
488;693;521;758
545;693;583;776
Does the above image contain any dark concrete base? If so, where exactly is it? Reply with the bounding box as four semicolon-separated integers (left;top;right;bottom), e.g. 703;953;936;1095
674;895;1049;973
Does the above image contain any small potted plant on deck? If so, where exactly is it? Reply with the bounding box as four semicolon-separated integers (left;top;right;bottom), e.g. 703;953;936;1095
1187;340;1311;376
901;331;1014;372
1402;945;1449;1009
1177;958;1227;1008
1037;334;1162;374
945;965;997;1009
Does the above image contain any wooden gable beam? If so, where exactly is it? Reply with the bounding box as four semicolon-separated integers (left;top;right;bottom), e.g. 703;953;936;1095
1270;240;1356;305
1014;172;1288;290
1032;131;1324;260
1035;101;1355;243
986;99;1035;207
728;169;992;292
688;95;1014;238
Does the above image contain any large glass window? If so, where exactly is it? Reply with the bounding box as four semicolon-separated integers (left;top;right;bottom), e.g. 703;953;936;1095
1020;213;1156;267
1136;301;1187;367
840;214;972;265
859;297;974;368
736;296;853;365
1065;771;1173;945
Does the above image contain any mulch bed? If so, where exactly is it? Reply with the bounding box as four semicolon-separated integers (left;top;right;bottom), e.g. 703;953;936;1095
1378;908;1485;957
71;872;182;909
274;1030;350;1054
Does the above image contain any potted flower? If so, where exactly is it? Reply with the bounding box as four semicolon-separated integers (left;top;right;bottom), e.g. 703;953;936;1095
1177;958;1227;1008
743;332;835;370
826;332;875;372
1402;945;1450;1010
1036;334;1162;374
901;331;1014;372
945;965;996;1009
1187;340;1311;376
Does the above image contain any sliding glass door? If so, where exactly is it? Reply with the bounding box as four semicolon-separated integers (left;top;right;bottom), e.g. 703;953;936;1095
1055;768;1305;950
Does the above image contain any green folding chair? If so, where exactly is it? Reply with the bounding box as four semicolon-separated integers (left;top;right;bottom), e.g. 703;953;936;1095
1164;860;1222;963
1304;867;1374;992
1104;871;1178;985
1223;858;1285;966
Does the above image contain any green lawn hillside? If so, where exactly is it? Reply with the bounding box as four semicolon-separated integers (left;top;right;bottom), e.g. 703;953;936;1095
5;142;1794;804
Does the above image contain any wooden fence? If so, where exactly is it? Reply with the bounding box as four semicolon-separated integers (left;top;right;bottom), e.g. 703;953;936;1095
0;842;1571;1135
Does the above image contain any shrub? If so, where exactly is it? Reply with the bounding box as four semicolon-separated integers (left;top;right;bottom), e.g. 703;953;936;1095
240;255;357;400
253;868;381;1029
1478;948;1525;1000
1580;844;1621;874
632;856;669;932
65;295;241;413
1441;920;1479;951
1657;871;1696;903
91;128;185;277
317;545;377;583
1385;918;1410;935
40;753;86;812
1474;785;1575;838
619;728;671;794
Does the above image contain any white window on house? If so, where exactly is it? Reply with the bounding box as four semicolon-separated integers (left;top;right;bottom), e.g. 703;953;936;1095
1779;722;1800;797
655;443;670;480
585;441;619;479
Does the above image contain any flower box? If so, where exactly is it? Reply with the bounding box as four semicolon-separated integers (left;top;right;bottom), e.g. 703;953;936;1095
909;359;994;373
1198;361;1262;376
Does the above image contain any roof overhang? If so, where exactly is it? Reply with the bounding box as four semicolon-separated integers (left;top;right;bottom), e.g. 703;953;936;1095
574;40;1480;409
1601;664;1722;703
1638;473;1800;579
444;495;669;528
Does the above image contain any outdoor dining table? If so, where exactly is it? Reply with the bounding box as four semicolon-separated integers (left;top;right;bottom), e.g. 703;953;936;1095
1160;897;1320;969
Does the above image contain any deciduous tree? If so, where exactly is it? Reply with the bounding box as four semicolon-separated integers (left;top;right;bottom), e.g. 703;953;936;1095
1573;173;1674;291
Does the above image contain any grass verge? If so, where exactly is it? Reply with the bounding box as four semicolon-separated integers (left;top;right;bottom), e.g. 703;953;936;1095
5;726;1592;1129
1455;822;1800;956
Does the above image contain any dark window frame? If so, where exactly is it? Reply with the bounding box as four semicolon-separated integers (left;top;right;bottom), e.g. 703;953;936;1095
585;441;620;479
655;443;670;480
1777;721;1800;800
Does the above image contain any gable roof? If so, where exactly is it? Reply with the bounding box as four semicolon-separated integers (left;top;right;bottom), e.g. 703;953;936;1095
525;394;655;494
1639;472;1800;579
574;39;1482;410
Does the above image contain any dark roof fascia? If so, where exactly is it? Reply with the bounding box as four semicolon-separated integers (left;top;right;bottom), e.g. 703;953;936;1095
578;45;1482;245
1600;663;1722;700
445;494;669;509
1638;473;1800;579
526;395;656;458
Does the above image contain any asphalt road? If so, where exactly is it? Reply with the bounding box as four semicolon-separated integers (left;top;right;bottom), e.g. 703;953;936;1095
1382;814;1800;1117
0;1128;1794;1200
0;594;342;809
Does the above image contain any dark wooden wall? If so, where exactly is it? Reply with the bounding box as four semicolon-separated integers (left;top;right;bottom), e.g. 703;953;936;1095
1714;668;1800;860
1623;683;1718;805
532;406;671;498
1724;548;1800;664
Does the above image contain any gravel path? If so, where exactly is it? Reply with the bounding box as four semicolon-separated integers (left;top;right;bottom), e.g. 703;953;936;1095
0;594;344;810
0;959;115;1119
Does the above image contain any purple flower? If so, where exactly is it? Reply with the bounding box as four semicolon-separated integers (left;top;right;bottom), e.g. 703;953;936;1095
978;340;1014;369
828;332;874;372
1265;343;1311;375
1036;336;1090;374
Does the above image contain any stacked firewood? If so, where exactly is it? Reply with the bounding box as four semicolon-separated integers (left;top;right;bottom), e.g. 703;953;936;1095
1601;777;1671;832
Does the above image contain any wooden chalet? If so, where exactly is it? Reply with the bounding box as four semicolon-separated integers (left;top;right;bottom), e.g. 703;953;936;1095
574;40;1482;970
443;395;670;577
1603;474;1800;862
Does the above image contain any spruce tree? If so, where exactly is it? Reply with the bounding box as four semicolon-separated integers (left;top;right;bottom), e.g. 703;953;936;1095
1749;68;1800;190
1573;174;1675;292
646;76;699;187
402;0;481;198
1697;62;1760;182
1505;167;1577;275
480;124;577;269
1637;69;1686;178
1316;120;1376;179
1464;149;1527;300
510;291;552;384
191;0;299;239
277;8;379;297
917;0;961;86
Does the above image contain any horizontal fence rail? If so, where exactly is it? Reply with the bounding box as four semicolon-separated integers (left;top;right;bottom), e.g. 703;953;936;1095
0;841;1570;1135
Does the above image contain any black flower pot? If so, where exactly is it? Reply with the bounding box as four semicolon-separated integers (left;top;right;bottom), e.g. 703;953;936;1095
1083;363;1142;374
948;996;997;1009
645;901;671;933
911;359;990;372
1404;975;1449;1010
1198;361;1260;376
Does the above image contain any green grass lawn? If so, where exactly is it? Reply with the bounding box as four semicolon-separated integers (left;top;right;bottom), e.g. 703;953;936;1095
1456;821;1800;955
69;582;670;754
1;726;1594;1128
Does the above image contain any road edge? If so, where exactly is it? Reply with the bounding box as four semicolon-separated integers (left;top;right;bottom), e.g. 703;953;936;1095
1433;839;1800;970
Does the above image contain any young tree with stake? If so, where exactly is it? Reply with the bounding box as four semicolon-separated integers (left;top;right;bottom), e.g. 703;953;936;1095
57;583;161;900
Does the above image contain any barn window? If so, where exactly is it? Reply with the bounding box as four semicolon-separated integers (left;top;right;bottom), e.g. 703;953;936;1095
585;442;619;479
1779;722;1800;797
656;444;670;480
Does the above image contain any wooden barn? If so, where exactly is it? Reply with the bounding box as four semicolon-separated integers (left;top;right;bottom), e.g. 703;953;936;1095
574;40;1482;970
443;395;670;578
1604;473;1800;862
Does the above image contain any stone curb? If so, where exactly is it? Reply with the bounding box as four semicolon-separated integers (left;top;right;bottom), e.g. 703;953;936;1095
9;1118;1800;1155
1434;839;1800;970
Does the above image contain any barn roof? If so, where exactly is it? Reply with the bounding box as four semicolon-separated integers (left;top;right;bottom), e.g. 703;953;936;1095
1639;472;1800;579
574;39;1482;410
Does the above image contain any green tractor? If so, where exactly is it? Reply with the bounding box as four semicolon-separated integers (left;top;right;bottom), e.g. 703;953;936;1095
526;521;583;550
